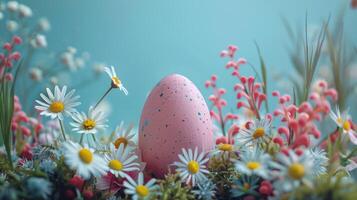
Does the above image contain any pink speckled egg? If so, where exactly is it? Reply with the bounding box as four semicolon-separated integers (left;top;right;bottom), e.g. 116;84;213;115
138;74;214;178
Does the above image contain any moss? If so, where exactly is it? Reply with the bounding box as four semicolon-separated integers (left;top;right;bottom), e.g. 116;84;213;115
293;175;357;200
153;172;195;200
208;154;239;200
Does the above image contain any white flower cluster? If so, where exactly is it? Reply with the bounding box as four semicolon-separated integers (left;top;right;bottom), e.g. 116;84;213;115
60;46;89;71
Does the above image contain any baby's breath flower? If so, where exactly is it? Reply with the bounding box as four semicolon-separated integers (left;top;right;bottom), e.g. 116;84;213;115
38;17;51;31
18;4;32;18
31;34;47;48
6;20;18;32
7;1;18;12
29;68;43;81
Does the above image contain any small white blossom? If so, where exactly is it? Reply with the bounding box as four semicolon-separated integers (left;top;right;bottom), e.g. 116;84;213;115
31;34;47;48
18;4;32;18
6;20;18;32
67;46;77;54
7;1;18;12
38;18;51;31
74;57;85;69
50;76;58;85
29;68;43;81
93;63;106;74
60;52;76;70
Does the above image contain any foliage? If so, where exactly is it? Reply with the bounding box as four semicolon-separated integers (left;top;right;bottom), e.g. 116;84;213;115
154;173;195;200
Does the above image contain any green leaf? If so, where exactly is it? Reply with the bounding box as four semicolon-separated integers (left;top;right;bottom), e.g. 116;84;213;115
0;60;22;169
254;42;269;113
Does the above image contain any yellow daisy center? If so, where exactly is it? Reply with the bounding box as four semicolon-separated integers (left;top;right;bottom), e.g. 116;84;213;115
187;160;200;174
337;117;343;124
111;77;121;88
136;185;149;197
108;159;123;171
113;137;128;148
288;163;305;180
243;183;250;190
218;144;233;152
343;121;351;131
49;101;64;113
253;127;265;139
78;148;93;164
246;161;261;170
82;119;96;130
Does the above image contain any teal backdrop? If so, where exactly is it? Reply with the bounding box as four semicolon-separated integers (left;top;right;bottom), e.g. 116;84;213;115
12;0;357;127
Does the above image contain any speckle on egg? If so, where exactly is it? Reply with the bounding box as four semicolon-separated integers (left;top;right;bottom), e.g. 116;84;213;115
138;74;214;178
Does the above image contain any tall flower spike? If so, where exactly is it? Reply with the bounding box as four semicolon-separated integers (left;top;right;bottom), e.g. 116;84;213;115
104;66;128;95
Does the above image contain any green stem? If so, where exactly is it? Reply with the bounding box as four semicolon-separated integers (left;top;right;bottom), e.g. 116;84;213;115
345;147;357;160
91;134;97;143
218;108;226;137
93;87;112;110
59;119;67;141
79;133;84;145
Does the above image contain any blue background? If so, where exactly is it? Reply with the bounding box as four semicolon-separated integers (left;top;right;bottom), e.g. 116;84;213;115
17;0;357;126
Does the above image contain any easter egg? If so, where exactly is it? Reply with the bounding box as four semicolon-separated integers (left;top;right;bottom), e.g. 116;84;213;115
138;74;214;178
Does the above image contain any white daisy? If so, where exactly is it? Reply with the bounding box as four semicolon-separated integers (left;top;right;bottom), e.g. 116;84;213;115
330;106;357;144
308;148;328;176
35;85;80;120
173;147;209;187
270;150;314;192
112;124;136;149
236;119;272;147
210;143;238;158
70;106;107;135
123;172;158;200
105;143;140;179
104;66;128;95
62;141;108;180
234;147;271;179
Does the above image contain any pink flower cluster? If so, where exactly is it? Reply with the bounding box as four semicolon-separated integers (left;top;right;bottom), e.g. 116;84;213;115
0;36;22;81
206;45;267;144
206;45;339;157
221;46;267;119
66;176;94;200
205;74;239;143
272;80;337;154
12;96;44;137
